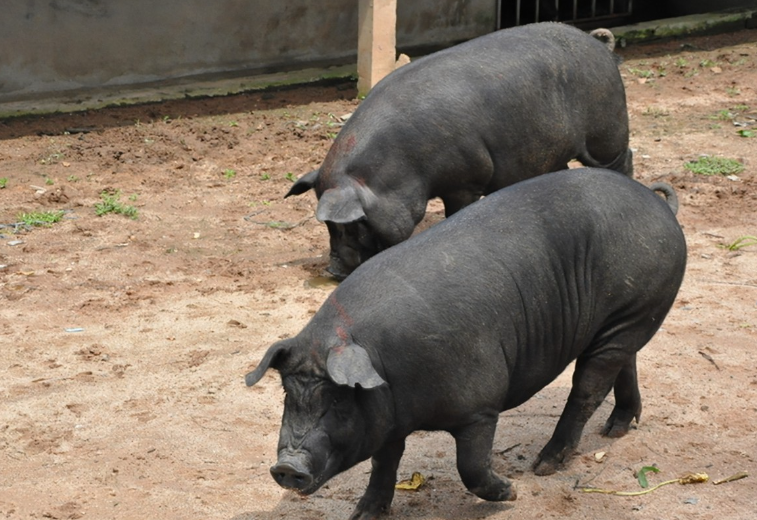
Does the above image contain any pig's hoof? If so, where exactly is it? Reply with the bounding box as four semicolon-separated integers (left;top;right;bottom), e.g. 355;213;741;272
601;410;638;438
349;496;390;520
470;479;517;502
533;459;559;476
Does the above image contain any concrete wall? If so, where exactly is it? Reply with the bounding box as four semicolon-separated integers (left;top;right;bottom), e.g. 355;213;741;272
0;0;497;103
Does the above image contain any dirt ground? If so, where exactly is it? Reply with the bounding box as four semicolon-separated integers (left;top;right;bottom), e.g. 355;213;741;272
1;28;756;520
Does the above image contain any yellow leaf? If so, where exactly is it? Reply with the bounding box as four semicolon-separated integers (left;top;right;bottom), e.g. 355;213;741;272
395;472;426;491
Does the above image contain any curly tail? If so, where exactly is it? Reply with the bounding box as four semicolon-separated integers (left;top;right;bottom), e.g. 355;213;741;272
648;182;679;215
589;28;615;52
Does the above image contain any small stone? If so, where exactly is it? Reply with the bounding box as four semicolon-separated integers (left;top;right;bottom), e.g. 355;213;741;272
594;451;606;462
684;497;698;505
7;240;24;246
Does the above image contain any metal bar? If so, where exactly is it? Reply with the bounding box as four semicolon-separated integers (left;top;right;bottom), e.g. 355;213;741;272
573;0;578;21
535;0;540;22
592;0;597;18
516;0;521;26
610;0;615;14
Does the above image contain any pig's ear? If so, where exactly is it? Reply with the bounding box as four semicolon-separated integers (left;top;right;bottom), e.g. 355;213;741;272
245;342;291;387
285;169;319;198
327;344;386;389
316;185;366;224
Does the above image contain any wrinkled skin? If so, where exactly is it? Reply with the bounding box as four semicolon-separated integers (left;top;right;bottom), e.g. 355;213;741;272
249;168;687;519
285;22;633;279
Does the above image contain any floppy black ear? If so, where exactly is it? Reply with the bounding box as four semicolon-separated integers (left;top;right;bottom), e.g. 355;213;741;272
315;185;367;224
326;343;386;389
245;342;291;387
284;169;319;198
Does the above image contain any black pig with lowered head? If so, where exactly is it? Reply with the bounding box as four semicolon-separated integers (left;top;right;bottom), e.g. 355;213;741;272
248;168;686;519
286;22;633;279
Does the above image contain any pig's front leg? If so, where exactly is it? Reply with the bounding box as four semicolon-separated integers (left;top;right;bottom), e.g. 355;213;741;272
349;438;406;520
452;416;517;502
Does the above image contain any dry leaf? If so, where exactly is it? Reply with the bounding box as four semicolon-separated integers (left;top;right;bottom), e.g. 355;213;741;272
395;472;426;491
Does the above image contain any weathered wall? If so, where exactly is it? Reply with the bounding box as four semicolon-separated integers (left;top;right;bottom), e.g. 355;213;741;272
0;0;496;102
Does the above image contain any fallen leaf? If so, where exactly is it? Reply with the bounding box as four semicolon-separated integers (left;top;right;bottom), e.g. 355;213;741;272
396;472;426;491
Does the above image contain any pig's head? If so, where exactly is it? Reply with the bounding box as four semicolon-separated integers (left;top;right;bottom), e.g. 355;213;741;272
246;338;388;495
286;170;385;280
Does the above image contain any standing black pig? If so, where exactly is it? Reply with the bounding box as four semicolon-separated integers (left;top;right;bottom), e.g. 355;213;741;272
285;22;632;279
247;168;686;520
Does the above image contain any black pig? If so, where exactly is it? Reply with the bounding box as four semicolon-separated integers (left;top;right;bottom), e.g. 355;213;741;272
248;168;686;520
285;23;632;279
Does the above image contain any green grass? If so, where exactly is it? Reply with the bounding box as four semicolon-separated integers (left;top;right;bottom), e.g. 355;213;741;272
285;172;297;182
724;236;757;251
95;190;138;219
223;169;237;179
0;178;7;189
17;210;65;227
642;106;669;118
628;67;655;78
684;156;744;176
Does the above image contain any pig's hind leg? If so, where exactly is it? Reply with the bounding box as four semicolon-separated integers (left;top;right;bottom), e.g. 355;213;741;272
601;354;642;438
350;439;406;520
533;344;639;476
451;415;517;502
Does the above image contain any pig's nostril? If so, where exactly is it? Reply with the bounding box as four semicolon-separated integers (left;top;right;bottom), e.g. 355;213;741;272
270;462;313;491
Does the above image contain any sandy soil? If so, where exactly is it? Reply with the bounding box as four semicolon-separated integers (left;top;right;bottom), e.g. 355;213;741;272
1;29;756;520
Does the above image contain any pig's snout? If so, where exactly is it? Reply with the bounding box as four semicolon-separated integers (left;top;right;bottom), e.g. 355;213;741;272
270;456;314;492
326;254;352;281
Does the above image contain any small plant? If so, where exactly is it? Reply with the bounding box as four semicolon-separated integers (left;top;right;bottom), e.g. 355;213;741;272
223;168;237;179
736;129;754;138
67;175;80;182
684;156;744;176
675;57;688;68
17;210;65;227
733;104;750;112
726;86;741;97
228;120;239;127
0;178;7;189
628;67;654;78
710;109;733;121
326;132;339;139
285;172;297;182
260;173;271;181
699;59;716;68
642;106;669;118
129;193;139;202
45;177;54;185
95;190;138;219
724;235;757;251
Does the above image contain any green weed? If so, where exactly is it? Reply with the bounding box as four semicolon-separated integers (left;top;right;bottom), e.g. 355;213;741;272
17;210;65;227
95;190;138;219
0;178;7;189
724;235;757;251
223;169;237;179
684;156;744;176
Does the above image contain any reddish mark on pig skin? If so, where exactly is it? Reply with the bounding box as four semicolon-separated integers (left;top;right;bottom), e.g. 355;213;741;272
328;294;354;327
335;326;349;342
